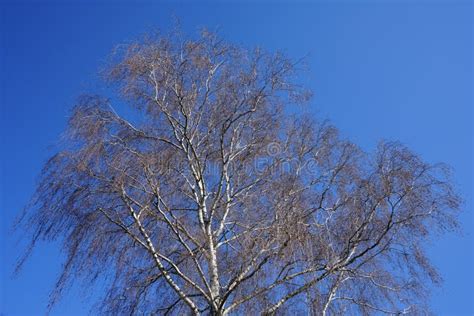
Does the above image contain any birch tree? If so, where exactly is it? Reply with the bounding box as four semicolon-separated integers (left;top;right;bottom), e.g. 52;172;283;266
17;30;460;315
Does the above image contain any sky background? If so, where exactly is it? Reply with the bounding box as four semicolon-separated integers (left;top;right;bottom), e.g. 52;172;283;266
1;1;473;315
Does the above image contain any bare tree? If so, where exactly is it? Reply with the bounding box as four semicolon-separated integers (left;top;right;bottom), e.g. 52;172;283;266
17;29;460;315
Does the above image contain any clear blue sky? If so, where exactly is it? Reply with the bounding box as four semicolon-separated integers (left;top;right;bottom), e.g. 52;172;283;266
1;1;472;315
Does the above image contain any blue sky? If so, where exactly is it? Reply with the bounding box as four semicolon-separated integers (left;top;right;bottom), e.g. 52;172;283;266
1;1;472;315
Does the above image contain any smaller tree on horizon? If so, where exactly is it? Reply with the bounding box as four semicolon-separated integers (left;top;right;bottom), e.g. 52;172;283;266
16;29;460;315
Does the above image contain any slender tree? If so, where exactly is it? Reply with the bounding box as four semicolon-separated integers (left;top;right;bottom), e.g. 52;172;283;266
17;30;460;315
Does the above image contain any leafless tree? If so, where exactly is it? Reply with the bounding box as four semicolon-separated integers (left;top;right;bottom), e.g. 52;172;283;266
16;29;461;315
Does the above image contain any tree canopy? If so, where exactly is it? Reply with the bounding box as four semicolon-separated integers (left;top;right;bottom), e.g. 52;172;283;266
17;30;460;315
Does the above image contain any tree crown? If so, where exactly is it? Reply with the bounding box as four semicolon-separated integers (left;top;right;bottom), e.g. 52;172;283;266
17;29;460;315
